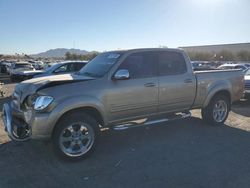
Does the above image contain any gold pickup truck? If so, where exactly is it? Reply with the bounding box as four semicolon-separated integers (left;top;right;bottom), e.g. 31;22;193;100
2;48;244;160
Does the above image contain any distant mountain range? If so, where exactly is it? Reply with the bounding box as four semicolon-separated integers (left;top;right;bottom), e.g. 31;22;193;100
31;48;92;58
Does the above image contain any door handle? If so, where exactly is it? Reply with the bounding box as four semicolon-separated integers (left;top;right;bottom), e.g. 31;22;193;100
144;83;156;87
184;79;193;83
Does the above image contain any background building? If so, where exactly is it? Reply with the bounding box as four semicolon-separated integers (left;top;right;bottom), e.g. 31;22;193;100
179;43;250;61
180;43;250;54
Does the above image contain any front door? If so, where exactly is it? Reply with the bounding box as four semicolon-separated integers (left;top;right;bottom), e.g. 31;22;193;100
106;51;158;123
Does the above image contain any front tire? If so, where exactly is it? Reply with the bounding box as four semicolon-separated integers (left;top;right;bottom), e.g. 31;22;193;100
53;112;100;160
201;95;230;126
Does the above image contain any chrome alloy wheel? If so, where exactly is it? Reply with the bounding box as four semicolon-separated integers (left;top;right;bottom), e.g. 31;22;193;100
59;122;95;157
213;100;228;123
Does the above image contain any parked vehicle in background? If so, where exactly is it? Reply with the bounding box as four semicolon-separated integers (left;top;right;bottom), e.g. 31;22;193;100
0;61;7;73
10;62;35;82
244;68;250;99
28;60;44;70
2;48;244;160
10;69;44;82
191;61;216;71
33;61;88;78
43;62;58;70
217;64;248;72
3;61;14;74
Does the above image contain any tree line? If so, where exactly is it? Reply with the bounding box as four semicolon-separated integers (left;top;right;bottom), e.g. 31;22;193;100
185;50;250;61
65;52;99;61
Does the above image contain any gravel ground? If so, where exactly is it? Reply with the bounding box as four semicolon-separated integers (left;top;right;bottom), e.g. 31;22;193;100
0;80;250;188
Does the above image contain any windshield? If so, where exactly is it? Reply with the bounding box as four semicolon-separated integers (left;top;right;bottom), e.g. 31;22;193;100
78;52;123;77
45;63;59;72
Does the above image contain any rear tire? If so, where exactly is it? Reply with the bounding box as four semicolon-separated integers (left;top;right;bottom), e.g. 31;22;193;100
201;95;230;126
53;112;100;161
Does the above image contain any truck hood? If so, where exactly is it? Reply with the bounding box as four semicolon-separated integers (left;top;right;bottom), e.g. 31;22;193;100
15;73;94;103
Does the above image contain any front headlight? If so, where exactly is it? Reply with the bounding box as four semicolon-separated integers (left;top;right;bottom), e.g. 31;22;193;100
34;96;54;110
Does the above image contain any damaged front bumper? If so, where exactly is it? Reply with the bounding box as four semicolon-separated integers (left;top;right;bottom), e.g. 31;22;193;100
2;103;31;141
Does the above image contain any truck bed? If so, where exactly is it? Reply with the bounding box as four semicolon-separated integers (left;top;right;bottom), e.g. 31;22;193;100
192;69;244;108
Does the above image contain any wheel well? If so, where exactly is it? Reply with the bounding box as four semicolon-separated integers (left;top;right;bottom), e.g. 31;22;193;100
53;107;104;135
213;90;231;104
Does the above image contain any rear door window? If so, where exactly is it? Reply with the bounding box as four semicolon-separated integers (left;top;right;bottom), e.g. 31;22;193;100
158;51;187;76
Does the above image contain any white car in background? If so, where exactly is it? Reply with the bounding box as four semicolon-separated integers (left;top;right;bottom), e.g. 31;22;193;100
28;60;44;70
217;64;248;72
10;62;36;82
33;61;88;78
4;61;14;74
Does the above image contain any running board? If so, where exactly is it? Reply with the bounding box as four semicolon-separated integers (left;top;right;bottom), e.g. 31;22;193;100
113;112;191;131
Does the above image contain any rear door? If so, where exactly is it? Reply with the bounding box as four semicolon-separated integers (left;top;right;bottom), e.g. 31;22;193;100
106;51;158;123
158;51;196;114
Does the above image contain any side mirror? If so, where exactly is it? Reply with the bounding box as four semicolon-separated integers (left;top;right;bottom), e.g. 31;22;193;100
113;69;130;80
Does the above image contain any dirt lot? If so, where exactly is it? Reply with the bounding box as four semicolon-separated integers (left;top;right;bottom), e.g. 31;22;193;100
0;79;250;188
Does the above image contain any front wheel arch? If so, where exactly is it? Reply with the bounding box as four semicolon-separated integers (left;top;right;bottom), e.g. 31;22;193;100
52;107;104;137
52;111;100;160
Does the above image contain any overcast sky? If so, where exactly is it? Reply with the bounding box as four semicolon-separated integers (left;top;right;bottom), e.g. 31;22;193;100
0;0;250;54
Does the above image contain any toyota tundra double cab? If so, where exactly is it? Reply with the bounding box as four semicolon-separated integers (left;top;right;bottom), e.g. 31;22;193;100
2;48;244;160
